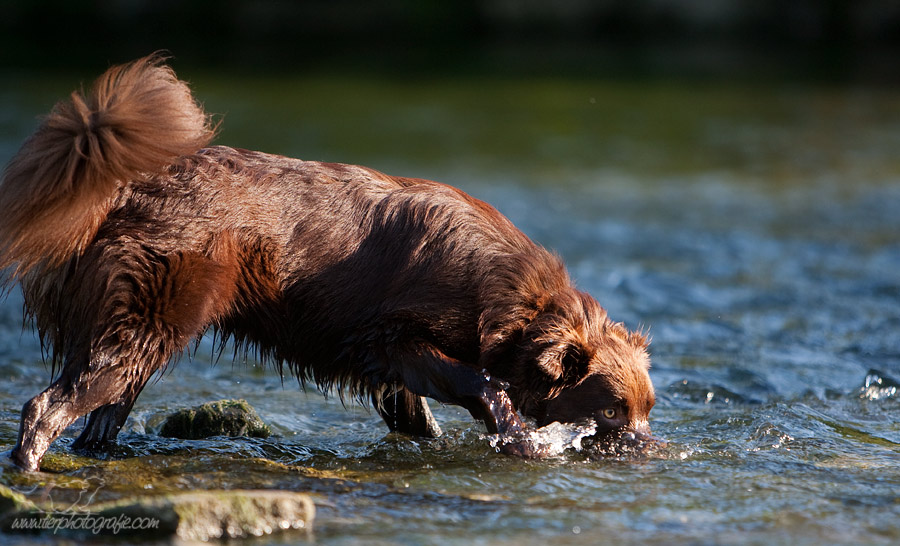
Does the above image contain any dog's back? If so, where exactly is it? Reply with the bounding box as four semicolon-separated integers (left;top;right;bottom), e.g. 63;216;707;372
105;144;545;390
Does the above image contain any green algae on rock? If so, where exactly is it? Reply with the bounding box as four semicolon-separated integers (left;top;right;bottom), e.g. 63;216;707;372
158;399;271;440
37;450;102;474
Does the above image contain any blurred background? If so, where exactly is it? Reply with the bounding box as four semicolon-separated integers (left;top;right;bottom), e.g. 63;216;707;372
2;0;900;80
2;2;899;545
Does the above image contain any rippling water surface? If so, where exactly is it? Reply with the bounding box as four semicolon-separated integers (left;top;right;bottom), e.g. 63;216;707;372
0;73;898;544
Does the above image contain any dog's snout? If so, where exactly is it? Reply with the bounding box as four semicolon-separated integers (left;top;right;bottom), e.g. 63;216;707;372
620;429;667;449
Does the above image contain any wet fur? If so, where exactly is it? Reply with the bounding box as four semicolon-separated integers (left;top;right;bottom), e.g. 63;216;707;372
1;55;656;471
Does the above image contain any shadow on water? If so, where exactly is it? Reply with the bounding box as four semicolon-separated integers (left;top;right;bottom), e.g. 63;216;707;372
0;74;899;545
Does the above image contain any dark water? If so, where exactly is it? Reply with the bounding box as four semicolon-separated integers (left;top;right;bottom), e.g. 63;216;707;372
0;74;898;545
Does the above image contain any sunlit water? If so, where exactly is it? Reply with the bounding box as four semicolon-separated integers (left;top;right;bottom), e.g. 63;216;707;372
0;73;898;545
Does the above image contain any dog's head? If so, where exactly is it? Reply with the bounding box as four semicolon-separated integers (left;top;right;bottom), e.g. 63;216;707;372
495;289;660;450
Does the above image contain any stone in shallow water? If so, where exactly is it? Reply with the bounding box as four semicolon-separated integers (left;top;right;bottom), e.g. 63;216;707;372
158;399;271;439
2;489;314;540
97;490;315;540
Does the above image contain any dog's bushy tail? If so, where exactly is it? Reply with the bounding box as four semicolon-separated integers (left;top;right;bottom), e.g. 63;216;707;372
0;53;215;281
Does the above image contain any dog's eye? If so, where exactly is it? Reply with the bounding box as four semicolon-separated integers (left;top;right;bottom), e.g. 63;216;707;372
602;408;616;419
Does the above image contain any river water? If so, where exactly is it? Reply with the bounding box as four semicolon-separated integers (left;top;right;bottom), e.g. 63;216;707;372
0;73;898;544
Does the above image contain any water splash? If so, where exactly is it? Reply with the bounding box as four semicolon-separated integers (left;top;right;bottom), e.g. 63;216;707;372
487;421;599;457
859;369;899;401
487;420;670;459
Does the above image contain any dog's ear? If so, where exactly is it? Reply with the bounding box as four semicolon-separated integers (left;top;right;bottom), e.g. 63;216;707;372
560;342;592;382
538;340;592;385
525;312;593;386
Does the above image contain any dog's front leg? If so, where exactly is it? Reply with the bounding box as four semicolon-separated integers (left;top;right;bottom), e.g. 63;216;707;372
384;341;527;438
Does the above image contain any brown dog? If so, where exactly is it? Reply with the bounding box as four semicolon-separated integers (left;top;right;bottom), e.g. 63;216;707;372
0;55;656;471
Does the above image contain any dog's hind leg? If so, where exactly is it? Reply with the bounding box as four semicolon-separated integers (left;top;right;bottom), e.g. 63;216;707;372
372;385;442;438
71;381;150;452
11;352;164;471
11;249;233;471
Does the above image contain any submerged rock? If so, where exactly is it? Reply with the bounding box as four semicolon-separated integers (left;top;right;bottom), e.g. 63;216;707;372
0;484;36;516
159;399;271;439
0;485;37;534
38;450;102;473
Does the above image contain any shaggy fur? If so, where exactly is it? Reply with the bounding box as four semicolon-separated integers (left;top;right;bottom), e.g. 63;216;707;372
2;55;656;471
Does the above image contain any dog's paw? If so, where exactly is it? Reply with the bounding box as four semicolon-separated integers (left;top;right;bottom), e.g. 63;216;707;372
498;439;544;459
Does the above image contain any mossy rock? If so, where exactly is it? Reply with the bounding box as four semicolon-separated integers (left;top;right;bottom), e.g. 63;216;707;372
96;490;314;540
2;489;314;539
38;450;100;474
158;399;271;440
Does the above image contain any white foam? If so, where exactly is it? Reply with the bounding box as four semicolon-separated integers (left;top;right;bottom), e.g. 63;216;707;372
488;421;599;456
